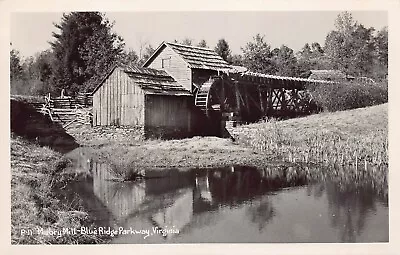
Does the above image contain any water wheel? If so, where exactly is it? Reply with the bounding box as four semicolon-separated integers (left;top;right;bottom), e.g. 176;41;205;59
194;77;237;117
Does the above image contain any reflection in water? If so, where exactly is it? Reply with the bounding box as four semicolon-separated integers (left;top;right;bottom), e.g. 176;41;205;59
247;196;275;232
324;181;381;242
151;189;193;239
92;162;146;220
62;148;388;243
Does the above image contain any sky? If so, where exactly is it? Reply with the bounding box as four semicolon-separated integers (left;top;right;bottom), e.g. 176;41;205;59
10;11;388;59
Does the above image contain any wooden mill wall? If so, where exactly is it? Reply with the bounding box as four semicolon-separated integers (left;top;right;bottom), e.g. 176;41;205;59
144;94;193;138
145;45;193;92
92;68;145;126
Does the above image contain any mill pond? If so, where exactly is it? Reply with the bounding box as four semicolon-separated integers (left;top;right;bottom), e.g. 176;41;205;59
57;147;388;243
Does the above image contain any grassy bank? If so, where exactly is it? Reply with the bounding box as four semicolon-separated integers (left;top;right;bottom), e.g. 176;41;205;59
11;135;107;244
234;103;388;167
76;136;280;173
72;104;387;182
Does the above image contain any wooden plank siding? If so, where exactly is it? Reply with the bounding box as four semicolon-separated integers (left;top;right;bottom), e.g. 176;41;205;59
146;45;193;92
144;94;192;138
93;68;145;126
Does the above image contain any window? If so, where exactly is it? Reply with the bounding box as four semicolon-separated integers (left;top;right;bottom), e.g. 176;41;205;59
161;58;171;68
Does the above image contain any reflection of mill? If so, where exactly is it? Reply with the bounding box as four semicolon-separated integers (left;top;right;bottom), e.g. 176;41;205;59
92;162;146;220
90;163;195;237
80;161;311;240
195;175;213;203
65;148;388;243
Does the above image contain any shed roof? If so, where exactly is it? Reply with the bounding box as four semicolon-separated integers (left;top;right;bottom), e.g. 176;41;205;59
92;65;192;96
143;41;232;71
308;70;348;81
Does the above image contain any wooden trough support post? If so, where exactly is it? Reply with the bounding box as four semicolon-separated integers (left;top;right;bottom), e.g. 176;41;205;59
266;78;273;117
267;87;273;116
234;80;242;121
258;86;265;116
221;75;225;112
243;80;250;115
280;80;287;114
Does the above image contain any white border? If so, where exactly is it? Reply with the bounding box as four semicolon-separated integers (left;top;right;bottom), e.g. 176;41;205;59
1;0;399;254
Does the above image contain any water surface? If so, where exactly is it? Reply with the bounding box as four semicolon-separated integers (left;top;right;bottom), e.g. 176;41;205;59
61;149;388;243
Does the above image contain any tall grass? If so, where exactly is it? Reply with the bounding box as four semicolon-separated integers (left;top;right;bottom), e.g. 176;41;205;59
235;104;388;167
244;123;387;166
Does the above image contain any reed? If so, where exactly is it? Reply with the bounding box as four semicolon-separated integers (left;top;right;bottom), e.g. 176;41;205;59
235;103;388;169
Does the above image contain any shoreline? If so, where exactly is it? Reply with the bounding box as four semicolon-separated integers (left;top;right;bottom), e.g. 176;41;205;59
10;103;388;244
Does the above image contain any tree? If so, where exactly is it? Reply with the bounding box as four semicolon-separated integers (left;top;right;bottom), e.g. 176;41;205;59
297;42;330;76
373;26;388;80
241;34;277;74
375;27;388;67
138;44;155;66
335;11;356;36
300;43;312;58
324;12;357;72
231;54;244;66
50;12;125;95
348;24;376;76
25;50;55;95
182;38;193;46
119;49;139;66
311;42;324;55
10;49;28;95
215;38;232;63
272;45;298;76
34;50;54;83
324;12;376;77
197;39;208;48
10;49;23;80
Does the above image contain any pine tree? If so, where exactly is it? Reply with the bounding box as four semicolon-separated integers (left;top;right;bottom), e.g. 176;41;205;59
215;38;232;63
50;12;124;95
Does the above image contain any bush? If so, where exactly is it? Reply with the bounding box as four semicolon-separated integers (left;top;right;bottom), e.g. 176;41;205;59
306;80;388;112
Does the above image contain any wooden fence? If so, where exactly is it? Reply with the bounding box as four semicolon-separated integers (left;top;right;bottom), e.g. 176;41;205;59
34;93;93;128
49;93;93;109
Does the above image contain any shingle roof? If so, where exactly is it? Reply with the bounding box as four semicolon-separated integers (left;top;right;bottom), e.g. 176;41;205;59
91;65;192;96
143;41;232;71
122;65;191;96
308;70;348;81
165;42;232;71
